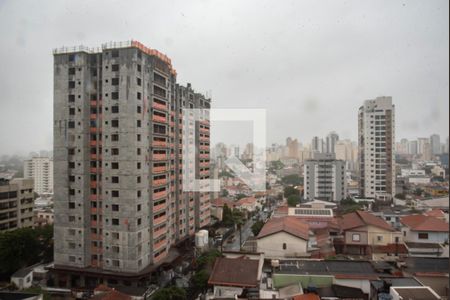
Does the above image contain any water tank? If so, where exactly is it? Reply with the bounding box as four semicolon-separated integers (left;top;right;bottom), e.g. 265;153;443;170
199;229;209;245
195;231;205;248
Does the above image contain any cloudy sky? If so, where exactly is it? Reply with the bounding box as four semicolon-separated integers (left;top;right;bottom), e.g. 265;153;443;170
0;0;448;155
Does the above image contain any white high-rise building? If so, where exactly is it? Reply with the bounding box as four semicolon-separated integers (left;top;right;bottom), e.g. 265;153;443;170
325;132;339;154
24;157;53;195
358;97;395;201
304;153;346;202
335;139;358;171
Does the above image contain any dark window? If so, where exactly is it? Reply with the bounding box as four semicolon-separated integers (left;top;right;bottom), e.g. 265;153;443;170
111;148;119;155
68;68;76;75
112;218;119;225
418;233;429;240
112;204;119;211
137;78;141;86
137;92;141;100
112;162;119;169
68;81;75;88
282;243;287;250
112;50;119;58
111;120;119;127
68;94;75;102
111;190;119;197
69;107;75;115
112;64;119;71
112;78;119;85
111;106;119;113
111;92;119;100
111;134;119;141
69;202;75;209
112;176;119;183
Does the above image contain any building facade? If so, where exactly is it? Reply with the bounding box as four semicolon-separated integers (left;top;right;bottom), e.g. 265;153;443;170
0;178;34;231
53;41;210;282
304;153;346;202
358;97;395;201
24;156;54;195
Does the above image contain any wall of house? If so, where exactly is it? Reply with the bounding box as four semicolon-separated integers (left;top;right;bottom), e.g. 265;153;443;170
345;226;402;246
272;274;333;289
213;286;244;298
11;273;33;290
334;278;371;294
402;227;448;244
257;232;308;258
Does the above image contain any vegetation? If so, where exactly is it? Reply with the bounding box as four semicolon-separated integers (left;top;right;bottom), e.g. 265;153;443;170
283;186;299;198
251;220;264;236
152;286;187;300
268;160;284;173
235;193;247;200
0;225;53;279
220;189;229;197
339;198;365;214
414;188;424;196
287;195;301;207
219;170;234;178
281;174;302;186
189;250;223;297
395;193;406;200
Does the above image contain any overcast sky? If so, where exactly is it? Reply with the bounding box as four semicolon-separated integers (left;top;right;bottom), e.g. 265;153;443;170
0;0;448;155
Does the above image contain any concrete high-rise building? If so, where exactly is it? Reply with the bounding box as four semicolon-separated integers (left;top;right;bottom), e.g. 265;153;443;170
430;134;441;155
417;138;429;155
0;178;34;231
52;41;210;285
311;136;324;153
24;156;54;195
358;97;395;201
285;137;299;159
304;153;346;202
335;139;358;171
325;132;339;154
408;140;418;155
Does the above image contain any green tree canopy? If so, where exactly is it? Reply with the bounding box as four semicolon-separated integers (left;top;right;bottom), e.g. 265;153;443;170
152;286;187;300
287;195;300;207
251;220;264;236
284;186;298;198
281;174;302;186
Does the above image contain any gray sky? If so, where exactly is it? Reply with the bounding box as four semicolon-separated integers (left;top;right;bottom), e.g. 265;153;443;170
0;0;448;155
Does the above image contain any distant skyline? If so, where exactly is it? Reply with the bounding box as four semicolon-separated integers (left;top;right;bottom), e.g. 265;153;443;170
0;0;448;155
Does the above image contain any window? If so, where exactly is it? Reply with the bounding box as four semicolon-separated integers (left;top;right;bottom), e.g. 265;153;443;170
112;176;119;183
137;92;141;100
111;190;119;197
111;106;119;113
137;64;141;72
112;218;119;225
112;232;119;239
282;243;287;250
112;78;119;85
352;233;361;242
68;81;75;88
111;148;119;155
137;120;141;127
68;94;75;102
112;162;119;169
418;233;428;240
112;246;120;253
112;120;119;127
68;68;76;75
68;121;75;128
69;107;75;115
111;134;119;141
377;236;383;242
69;256;76;263
69;202;75;209
112;204;119;212
112;50;119;58
112;260;120;267
137;77;142;86
111;92;119;100
112;64;119;72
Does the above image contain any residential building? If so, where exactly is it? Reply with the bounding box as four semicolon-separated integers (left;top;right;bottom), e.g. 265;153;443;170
52;41;211;285
408;140;418;155
430;134;441;155
304;153;346;203
311;136;324;153
235;196;259;213
0;178;34;231
358;97;395;201
325;131;339;154
400;214;449;244
257;216;311;258
24;156;54;195
336;210;402;255
335;139;358;171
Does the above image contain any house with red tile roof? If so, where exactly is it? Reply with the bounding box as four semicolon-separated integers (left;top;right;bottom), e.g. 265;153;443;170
211;197;236;221
336;210;403;256
257;216;311;258
235;196;259;212
400;214;449;244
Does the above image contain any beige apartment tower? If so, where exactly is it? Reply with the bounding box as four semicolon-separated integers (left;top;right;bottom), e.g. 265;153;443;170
52;41;210;287
358;97;395;201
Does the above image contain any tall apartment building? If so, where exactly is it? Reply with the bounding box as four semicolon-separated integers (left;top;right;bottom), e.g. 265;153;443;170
304;153;346;202
311;136;324;153
430;134;441;155
24;156;54;194
325;131;339;154
53;41;210;286
358;97;395;201
0;178;34;231
335;139;358;171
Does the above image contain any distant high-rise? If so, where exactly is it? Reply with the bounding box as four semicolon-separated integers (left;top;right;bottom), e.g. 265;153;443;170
430;134;441;155
24;156;53;195
304;153;346;202
53;41;210;284
408;140;418;155
325;132;339;154
0;178;34;231
358;97;395;201
311;136;323;153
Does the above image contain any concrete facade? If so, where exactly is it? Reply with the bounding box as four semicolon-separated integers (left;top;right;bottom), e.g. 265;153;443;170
24;156;53;195
358;97;396;201
304;153;346;202
53;41;211;277
0;178;34;231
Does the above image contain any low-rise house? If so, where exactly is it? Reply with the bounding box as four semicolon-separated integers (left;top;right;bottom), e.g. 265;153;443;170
208;256;262;299
235;197;259;212
336;210;402;255
257;216;311;258
211;197;236;221
10;264;39;290
370;277;424;300
424;185;449;197
400;214;449;244
371;243;408;261
389;286;441;300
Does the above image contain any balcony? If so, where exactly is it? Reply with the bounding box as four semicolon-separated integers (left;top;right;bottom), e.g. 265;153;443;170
90;100;102;107
90;167;102;173
90;181;98;188
91;246;102;254
199;154;209;159
153;166;167;174
154;239;166;250
90;153;102;160
153;102;167;111
153;178;167;186
153;203;166;213
90;233;101;240
152;141;167;148
90;220;102;227
153;191;167;200
154;215;167;226
152;115;167;123
199;145;209;151
90;127;102;133
90;207;102;214
153;153;167;161
90;140;98;147
154;227;166;238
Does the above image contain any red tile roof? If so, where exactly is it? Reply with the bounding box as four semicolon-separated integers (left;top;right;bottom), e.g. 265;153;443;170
400;215;449;232
293;294;320;300
90;290;132;300
340;210;394;232
372;243;408;254
257;216;310;240
212;197;235;208
208;257;260;287
236;197;257;206
424;209;445;218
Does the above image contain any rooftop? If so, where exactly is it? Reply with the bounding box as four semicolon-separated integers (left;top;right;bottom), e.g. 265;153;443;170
208;257;260;288
257;216;310;240
404;257;450;275
339;210;395;232
400;214;449;232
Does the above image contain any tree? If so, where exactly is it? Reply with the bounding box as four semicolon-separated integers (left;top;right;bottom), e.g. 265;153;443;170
414;188;424;196
191;270;209;292
235;194;247;200
281;174;302;186
284;186;298;198
395;193;406;200
222;204;234;226
152;286;187;300
287;195;300;207
251;220;264;236
220;189;229;197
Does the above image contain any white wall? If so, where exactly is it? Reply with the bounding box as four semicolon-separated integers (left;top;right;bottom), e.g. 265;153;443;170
403;227;449;244
257;232;308;258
